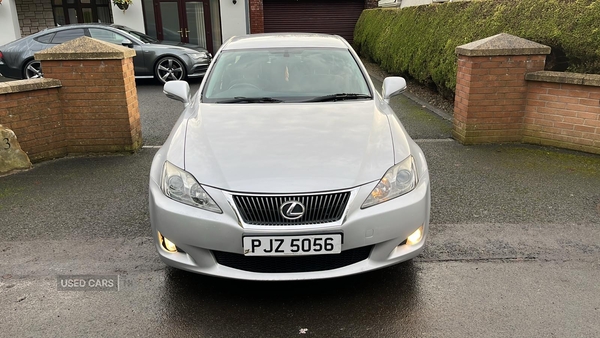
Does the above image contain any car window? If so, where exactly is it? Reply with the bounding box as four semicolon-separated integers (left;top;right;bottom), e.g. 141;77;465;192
203;48;371;103
112;26;158;43
51;29;85;44
35;33;55;43
89;28;130;45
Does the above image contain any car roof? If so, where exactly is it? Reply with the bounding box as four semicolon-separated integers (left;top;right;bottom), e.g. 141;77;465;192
223;33;350;50
36;23;119;34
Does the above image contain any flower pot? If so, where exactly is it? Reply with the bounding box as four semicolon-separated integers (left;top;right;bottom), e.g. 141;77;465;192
115;2;129;11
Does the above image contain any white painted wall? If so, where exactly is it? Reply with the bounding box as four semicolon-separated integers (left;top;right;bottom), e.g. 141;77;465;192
379;0;401;7
400;0;432;8
401;0;470;8
112;0;146;33
0;0;22;46
219;0;247;41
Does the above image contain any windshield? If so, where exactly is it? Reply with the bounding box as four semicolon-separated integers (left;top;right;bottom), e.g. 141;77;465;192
202;48;371;103
112;25;158;43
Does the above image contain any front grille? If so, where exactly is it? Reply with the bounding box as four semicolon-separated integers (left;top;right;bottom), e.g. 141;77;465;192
212;246;373;273
232;192;351;226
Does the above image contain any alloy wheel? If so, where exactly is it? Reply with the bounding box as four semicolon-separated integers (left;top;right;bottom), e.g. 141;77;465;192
156;57;186;83
24;60;43;79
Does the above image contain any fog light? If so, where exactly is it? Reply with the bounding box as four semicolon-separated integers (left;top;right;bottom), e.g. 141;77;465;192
406;226;423;246
158;231;178;253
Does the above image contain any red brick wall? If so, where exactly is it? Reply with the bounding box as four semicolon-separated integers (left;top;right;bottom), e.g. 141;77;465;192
453;53;600;154
453;54;547;143
523;82;600;153
42;58;142;154
0;86;65;162
0;57;142;163
249;0;264;34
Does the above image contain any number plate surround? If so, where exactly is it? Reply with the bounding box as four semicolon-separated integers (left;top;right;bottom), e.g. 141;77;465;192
242;234;342;256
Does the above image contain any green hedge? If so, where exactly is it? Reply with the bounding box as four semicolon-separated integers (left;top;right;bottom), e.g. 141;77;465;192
354;0;600;97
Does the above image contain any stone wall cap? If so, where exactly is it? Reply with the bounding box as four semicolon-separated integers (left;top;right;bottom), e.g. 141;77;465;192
35;36;136;60
0;78;62;95
525;71;600;87
456;33;551;56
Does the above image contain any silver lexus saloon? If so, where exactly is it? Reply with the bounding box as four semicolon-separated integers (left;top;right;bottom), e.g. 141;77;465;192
149;33;430;280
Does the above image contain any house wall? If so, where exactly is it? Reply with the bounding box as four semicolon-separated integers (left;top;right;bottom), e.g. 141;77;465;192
112;1;146;33
401;0;471;8
15;0;55;37
112;0;247;44
0;0;22;46
249;0;264;34
400;0;431;8
220;0;248;41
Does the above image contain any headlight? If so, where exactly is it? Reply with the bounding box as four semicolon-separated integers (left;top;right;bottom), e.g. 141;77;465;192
161;161;222;213
188;52;209;60
362;156;418;208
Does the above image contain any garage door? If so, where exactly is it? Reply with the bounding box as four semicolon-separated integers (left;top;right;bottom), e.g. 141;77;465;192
263;0;365;44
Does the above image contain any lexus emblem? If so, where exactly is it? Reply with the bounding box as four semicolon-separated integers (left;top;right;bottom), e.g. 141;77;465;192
280;201;305;220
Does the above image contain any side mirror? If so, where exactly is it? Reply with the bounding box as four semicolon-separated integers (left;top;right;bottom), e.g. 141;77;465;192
382;76;407;103
121;39;133;48
163;80;190;107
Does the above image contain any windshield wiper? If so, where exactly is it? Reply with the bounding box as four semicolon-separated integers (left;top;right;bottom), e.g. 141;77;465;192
303;93;372;103
216;97;283;103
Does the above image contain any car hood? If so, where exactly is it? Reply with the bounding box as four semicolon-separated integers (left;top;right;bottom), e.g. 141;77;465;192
183;101;401;193
149;40;208;53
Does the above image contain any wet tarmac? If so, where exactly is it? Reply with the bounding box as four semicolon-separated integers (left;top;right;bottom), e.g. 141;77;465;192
1;76;599;337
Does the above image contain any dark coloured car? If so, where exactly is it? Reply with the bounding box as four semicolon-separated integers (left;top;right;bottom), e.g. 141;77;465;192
0;24;211;84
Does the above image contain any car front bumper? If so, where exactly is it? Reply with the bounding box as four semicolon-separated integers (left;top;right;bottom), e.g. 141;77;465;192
149;173;430;281
185;56;211;78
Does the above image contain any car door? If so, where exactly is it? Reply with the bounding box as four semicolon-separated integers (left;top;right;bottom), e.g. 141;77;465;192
86;28;146;76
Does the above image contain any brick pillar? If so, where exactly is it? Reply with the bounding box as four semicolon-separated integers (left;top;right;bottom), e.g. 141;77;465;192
249;0;264;34
35;36;142;154
453;33;550;144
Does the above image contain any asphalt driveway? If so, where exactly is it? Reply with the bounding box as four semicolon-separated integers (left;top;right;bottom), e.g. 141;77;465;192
1;76;599;337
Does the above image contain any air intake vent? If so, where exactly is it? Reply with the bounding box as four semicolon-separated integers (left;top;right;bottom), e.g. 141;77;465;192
213;246;373;273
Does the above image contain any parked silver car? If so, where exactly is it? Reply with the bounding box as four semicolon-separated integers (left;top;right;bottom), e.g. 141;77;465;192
0;24;211;84
149;33;430;280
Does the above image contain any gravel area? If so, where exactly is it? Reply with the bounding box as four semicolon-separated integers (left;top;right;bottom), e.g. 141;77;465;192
361;58;455;117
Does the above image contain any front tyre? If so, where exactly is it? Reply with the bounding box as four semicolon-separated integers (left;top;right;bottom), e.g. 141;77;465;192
23;59;43;79
155;57;186;84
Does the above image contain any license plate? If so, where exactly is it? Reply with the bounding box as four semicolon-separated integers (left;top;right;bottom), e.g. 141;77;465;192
243;234;342;256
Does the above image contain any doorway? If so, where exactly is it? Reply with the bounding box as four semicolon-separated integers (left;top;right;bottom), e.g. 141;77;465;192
153;0;213;53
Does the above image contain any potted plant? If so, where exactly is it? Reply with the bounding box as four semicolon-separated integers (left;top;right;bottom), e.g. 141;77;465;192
113;0;132;12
